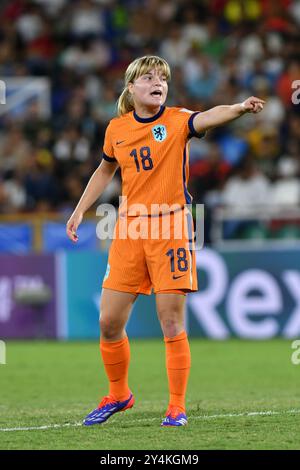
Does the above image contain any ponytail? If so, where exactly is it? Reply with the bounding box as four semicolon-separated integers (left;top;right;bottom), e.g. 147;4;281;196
117;88;134;116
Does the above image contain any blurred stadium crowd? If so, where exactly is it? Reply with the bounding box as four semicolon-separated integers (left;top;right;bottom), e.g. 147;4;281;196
0;0;300;241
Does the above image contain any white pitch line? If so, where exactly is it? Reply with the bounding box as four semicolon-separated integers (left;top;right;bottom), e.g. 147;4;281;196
0;422;83;432
1;409;300;432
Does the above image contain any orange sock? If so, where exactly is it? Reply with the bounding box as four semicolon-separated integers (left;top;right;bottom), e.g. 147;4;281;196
164;330;191;412
100;336;131;401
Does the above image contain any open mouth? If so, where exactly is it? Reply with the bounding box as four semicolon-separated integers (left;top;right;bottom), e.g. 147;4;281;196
151;90;162;97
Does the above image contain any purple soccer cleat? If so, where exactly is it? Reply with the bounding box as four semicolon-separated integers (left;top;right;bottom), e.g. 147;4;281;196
161;406;188;427
83;392;135;426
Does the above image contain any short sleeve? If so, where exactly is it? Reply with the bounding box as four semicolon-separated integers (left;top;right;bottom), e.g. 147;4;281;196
102;123;117;162
176;108;206;140
187;112;206;139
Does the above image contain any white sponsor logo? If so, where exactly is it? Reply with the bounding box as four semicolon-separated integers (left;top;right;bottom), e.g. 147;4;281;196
188;248;300;339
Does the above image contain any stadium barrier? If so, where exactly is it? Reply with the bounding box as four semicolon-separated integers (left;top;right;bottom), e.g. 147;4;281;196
212;207;300;242
0;223;33;253
0;213;105;252
1;243;300;339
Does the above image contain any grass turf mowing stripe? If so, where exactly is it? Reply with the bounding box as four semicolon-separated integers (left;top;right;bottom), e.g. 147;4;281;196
1;408;300;432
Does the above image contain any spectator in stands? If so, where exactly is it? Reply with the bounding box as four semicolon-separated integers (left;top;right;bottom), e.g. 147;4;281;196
190;142;231;204
0;170;26;213
221;153;271;211
271;157;300;207
0;0;299;246
221;152;272;239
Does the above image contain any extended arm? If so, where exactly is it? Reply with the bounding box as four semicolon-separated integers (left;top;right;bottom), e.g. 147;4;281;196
193;96;265;133
66;159;119;242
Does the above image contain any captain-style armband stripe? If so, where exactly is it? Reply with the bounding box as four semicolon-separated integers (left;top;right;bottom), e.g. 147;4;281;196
188;112;206;139
102;152;117;163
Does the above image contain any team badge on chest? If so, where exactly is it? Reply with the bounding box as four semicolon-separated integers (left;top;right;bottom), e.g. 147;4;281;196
152;124;167;142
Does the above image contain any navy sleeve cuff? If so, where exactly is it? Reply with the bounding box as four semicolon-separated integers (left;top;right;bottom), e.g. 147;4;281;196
102;152;117;163
188;112;206;139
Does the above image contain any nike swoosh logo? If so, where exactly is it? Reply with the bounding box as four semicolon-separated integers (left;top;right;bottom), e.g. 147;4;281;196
116;140;125;145
172;274;185;280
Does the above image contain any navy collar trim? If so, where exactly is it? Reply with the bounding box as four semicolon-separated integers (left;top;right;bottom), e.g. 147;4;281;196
133;106;165;123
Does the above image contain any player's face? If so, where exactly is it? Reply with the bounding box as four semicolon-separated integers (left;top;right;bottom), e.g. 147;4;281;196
129;68;168;111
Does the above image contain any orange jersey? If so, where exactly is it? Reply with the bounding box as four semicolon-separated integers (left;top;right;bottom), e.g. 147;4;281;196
102;106;204;215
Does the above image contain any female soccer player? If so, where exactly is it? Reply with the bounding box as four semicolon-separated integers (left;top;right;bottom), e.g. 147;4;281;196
66;55;265;427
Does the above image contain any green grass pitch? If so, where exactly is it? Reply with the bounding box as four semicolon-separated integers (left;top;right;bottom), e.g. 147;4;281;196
1;339;300;450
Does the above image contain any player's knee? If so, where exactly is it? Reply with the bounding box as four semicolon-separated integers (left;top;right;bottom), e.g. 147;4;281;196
99;317;122;340
160;317;183;338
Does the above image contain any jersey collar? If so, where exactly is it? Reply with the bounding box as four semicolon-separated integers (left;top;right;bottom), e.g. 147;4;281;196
133;106;165;123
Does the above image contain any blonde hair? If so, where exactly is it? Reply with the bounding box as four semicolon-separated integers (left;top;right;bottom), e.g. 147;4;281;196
117;55;171;116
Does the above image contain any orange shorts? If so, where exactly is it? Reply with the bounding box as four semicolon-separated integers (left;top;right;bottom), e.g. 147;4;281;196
102;208;198;295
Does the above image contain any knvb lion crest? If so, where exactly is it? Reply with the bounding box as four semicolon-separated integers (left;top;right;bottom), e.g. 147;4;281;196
152;124;167;142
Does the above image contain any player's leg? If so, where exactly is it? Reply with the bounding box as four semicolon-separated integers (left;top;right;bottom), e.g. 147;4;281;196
83;288;136;425
100;288;137;401
144;210;195;425
98;224;150;397
156;291;186;338
156;291;191;426
100;287;136;342
84;218;152;425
